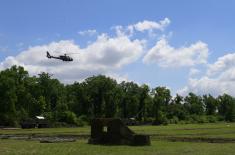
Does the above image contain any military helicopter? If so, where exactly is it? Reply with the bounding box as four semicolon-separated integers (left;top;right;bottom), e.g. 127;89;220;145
46;51;73;61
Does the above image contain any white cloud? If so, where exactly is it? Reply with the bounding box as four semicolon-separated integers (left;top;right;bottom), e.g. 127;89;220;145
143;38;209;68
131;18;170;32
113;18;170;37
178;53;235;96
78;29;97;36
206;53;235;76
86;34;144;68
178;77;223;96
189;68;201;77
0;34;144;83
113;25;133;37
106;73;129;83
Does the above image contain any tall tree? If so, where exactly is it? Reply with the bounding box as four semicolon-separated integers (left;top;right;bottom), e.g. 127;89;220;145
184;92;204;115
167;94;187;120
38;72;65;112
203;94;217;115
66;82;90;117
85;75;117;118
152;86;171;117
217;94;235;122
136;84;150;121
119;81;140;118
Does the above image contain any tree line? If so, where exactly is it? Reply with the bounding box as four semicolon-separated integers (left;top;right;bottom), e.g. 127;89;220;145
0;65;235;127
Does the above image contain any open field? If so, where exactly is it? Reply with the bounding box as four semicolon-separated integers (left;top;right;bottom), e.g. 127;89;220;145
1;123;235;155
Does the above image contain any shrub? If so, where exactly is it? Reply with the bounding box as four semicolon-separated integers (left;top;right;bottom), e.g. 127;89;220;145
152;111;168;125
76;117;85;127
207;115;218;123
168;116;179;124
64;111;77;124
143;117;155;124
43;112;53;121
78;115;89;124
0;113;18;127
57;111;77;125
197;115;209;123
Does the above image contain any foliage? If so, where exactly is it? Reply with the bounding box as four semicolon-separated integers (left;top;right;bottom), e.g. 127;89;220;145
184;92;204;115
1;66;235;127
152;111;168;125
217;94;235;122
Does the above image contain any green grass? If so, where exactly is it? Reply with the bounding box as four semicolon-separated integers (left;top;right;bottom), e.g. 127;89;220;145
0;123;235;155
130;122;235;138
0;139;235;155
0;127;90;135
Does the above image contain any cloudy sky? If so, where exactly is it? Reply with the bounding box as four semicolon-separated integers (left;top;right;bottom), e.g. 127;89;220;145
1;0;235;96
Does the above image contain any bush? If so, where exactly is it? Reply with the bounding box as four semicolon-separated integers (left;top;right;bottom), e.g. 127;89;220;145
16;108;28;123
0;113;18;127
184;115;195;123
207;115;218;123
43;112;53;121
143;117;155;124
197;115;209;123
152;111;168;125
184;115;220;124
178;120;187;124
64;111;77;124
217;115;225;121
76;117;85;127
57;111;77;125
168;116;179;124
78;115;89;125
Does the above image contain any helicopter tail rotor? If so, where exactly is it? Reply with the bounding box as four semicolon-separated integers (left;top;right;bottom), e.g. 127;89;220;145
46;51;52;58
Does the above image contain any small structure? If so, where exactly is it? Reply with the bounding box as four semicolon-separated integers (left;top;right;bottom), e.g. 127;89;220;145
20;118;36;129
21;116;49;129
35;116;49;128
88;118;150;146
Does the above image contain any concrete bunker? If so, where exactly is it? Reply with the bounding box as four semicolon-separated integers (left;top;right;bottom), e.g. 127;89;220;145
88;118;150;146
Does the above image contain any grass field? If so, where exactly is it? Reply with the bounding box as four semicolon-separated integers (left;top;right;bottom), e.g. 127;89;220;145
0;123;235;155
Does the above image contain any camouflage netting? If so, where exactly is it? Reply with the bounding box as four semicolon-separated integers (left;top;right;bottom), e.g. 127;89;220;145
88;118;150;146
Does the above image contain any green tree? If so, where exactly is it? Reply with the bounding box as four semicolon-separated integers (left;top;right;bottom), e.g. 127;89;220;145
0;66;19;126
152;86;171;117
66;82;90;117
85;75;118;118
203;94;217;115
136;84;150;121
119;81;140;118
217;94;235;122
184;92;204;115
38;72;65;112
167;94;187;120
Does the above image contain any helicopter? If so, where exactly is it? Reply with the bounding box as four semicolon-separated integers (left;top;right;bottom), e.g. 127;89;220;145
46;51;73;61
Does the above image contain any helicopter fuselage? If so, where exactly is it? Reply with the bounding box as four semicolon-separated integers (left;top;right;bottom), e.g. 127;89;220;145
47;52;73;61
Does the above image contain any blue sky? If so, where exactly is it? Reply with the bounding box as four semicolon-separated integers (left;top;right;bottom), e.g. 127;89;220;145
1;0;235;96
